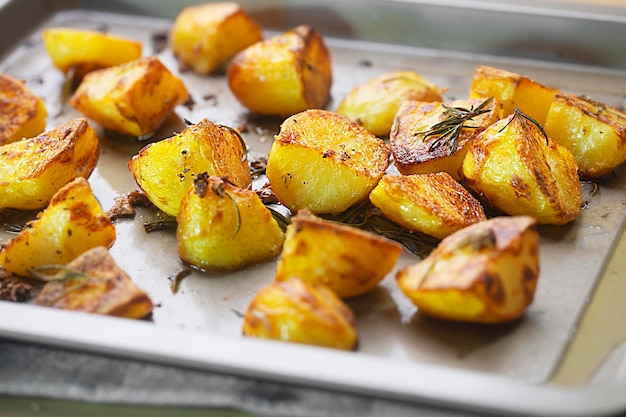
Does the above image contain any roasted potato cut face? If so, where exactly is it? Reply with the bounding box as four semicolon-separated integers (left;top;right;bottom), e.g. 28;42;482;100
469;65;557;125
266;109;391;214
396;215;539;324
242;276;358;350
336;71;444;137
460;110;581;225
129;118;251;217
227;25;332;116
33;246;153;319
544;93;626;179
275;209;402;298
0;118;100;211
177;174;284;271
390;97;500;179
42;28;142;79
70;56;188;137
0;73;47;145
171;2;262;75
0;177;116;278
369;173;486;240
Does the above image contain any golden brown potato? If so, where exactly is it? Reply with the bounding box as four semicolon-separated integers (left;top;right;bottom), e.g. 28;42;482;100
42;28;142;79
0;73;47;145
171;2;262;75
369;173;486;240
544;93;626;179
242;276;358;350
460;110;581;225
129;118;251;217
469;65;557;125
390;97;500;179
33;246;153;319
177;174;284;271
0;177;116;277
70;56;188;137
227;25;332;116
275;209;402;298
266;109;391;214
396;215;539;323
0;118;100;211
336;71;443;137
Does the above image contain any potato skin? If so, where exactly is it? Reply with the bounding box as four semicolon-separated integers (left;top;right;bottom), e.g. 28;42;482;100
70;56;188;137
129;118;251;217
275;209;402;298
242;276;358;350
396;216;539;324
227;25;332;116
0;73;47;145
0;177;116;277
171;2;262;75
0;118;100;211
369;172;486;240
266;109;391;214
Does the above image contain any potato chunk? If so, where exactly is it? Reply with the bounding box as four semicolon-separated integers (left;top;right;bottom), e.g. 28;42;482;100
171;2;262;75
369;173;486;240
129;118;251;217
396;216;539;323
242;276;358;350
460;110;581;225
336;71;443;137
42;28;142;79
227;25;332;116
0;177;116;277
0;73;47;145
177;174;284;271
70;56;188;137
266;109;391;214
0;118;100;211
390;97;500;179
544;93;626;179
275;209;402;298
33;246;153;319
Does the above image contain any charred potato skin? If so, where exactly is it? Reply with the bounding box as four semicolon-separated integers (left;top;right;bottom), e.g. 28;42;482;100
242;276;358;350
275;210;402;298
227;25;332;116
369;172;486;240
396;216;540;324
266;109;391;214
0;118;100;211
0;73;47;145
171;2;263;75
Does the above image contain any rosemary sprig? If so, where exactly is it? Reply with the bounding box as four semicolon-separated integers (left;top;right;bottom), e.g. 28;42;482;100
499;108;549;145
144;218;177;233
266;206;291;233
29;265;93;306
168;268;191;294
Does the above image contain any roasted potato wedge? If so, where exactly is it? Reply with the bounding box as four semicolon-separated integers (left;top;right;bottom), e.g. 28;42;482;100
0;118;100;211
227;25;332;116
0;73;47;145
177;174;284;271
336;71;443;137
0;177;116;277
390;97;500;179
171;2;262;75
33;246;153;319
544;93;626;179
70;56;188;137
275;209;402;298
396;215;539;323
369;173;486;240
242;276;358;350
460;110;581;225
266;109;391;214
129;118;251;217
42;28;142;79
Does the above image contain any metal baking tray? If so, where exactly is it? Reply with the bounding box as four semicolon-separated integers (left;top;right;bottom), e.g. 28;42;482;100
2;0;626;415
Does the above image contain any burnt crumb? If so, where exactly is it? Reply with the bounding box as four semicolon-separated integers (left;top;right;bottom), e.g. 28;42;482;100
96;23;110;33
236;123;249;133
151;30;169;54
183;95;196;111
203;94;217;105
358;59;373;67
193;172;211;198
107;191;153;221
255;182;279;205
0;274;32;302
249;156;267;177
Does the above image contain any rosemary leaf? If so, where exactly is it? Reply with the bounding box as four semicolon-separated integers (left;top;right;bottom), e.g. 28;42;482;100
29;265;90;282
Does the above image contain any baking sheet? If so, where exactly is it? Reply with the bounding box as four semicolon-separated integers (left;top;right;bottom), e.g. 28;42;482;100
1;1;626;415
